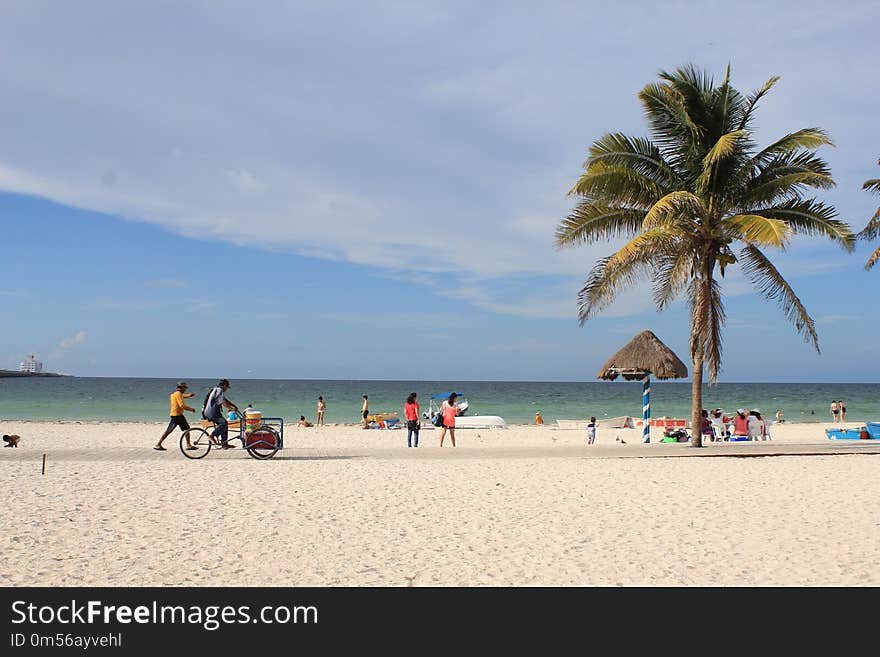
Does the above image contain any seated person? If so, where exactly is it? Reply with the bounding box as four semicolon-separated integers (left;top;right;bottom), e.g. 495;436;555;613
297;415;313;427
661;427;690;443
700;409;715;441
731;409;750;439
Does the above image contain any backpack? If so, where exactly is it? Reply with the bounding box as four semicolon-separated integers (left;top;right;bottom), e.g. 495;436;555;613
202;387;220;420
431;412;443;427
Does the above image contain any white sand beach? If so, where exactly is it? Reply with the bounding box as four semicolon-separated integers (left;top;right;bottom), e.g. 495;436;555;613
1;420;879;586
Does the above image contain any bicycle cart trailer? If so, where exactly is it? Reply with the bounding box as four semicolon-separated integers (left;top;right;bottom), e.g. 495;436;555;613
179;414;285;460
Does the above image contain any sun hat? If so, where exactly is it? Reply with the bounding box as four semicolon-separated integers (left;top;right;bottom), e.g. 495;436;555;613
736;408;745;414
176;381;188;389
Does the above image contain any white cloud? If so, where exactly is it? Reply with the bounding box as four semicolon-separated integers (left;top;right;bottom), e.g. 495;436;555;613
225;168;268;194
0;2;873;320
59;331;87;349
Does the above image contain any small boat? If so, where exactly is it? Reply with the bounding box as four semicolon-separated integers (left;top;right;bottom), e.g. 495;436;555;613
423;392;505;429
826;422;880;440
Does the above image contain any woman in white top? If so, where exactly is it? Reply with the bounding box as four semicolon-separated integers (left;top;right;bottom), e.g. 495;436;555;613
747;410;765;441
710;409;727;442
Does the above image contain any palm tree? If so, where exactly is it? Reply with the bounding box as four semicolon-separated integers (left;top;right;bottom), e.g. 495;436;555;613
858;160;880;269
555;65;854;446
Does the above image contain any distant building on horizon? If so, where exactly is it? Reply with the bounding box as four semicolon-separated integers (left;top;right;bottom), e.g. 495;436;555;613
19;354;44;373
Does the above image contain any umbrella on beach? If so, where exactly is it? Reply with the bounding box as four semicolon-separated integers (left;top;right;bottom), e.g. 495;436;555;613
597;330;688;443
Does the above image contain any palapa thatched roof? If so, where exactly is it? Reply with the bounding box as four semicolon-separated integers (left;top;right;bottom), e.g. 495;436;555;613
596;330;688;381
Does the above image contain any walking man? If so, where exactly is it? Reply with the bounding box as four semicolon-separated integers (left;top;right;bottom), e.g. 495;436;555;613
155;381;196;451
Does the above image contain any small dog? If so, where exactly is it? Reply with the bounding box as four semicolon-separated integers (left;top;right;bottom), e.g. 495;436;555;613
2;434;20;448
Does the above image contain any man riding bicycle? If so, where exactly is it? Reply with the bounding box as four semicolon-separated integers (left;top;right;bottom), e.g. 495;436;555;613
203;379;240;449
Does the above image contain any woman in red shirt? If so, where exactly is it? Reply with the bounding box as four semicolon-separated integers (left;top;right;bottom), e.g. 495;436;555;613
404;392;420;448
439;392;461;447
731;409;750;439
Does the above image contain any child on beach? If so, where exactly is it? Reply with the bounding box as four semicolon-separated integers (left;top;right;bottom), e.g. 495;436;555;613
2;434;20;447
586;417;597;445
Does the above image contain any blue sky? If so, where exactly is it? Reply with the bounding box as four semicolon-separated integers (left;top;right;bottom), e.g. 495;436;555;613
1;1;878;381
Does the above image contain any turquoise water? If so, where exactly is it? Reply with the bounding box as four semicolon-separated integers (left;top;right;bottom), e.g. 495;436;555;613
0;378;877;424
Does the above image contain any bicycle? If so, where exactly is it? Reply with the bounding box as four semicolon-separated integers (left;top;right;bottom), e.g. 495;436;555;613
179;414;284;460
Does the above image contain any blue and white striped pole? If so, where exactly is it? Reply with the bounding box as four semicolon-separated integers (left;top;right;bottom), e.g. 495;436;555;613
642;373;651;443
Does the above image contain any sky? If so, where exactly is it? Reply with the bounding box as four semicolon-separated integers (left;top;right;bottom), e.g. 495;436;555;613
0;1;878;381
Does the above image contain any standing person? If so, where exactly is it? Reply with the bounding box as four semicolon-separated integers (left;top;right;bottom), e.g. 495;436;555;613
535;412;544;425
317;396;326;426
438;392;461;447
586;417;598;445
361;395;369;429
830;400;839;422
155;381;197;451
404;392;420;448
204;379;239;449
839;399;846;422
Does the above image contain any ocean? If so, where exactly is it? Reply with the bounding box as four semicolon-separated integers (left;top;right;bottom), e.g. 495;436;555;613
0;377;877;425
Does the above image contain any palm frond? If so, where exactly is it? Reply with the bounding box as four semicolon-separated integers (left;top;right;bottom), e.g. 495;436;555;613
638;82;700;157
689;277;726;382
652;244;695;310
607;226;682;269
577;256;647;325
863;178;880;193
703;129;747;168
724;214;792;248
866;245;880;270
586;133;683;189
740;170;835;208
736;76;780;130
755;199;854;250
568;165;666;209
731;149;834;211
749;128;834;167
577;228;680;323
739;244;819;352
642;191;707;229
555;203;645;248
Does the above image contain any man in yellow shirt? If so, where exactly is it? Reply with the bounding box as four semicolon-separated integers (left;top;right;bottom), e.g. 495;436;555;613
154;381;196;451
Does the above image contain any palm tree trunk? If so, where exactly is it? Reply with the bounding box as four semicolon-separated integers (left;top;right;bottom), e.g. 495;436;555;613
690;266;711;448
691;352;704;447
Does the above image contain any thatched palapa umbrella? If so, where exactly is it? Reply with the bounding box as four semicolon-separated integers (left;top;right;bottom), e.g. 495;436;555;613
597;330;688;443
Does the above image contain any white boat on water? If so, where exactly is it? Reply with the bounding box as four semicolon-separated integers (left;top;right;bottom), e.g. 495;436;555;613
424;392;507;429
